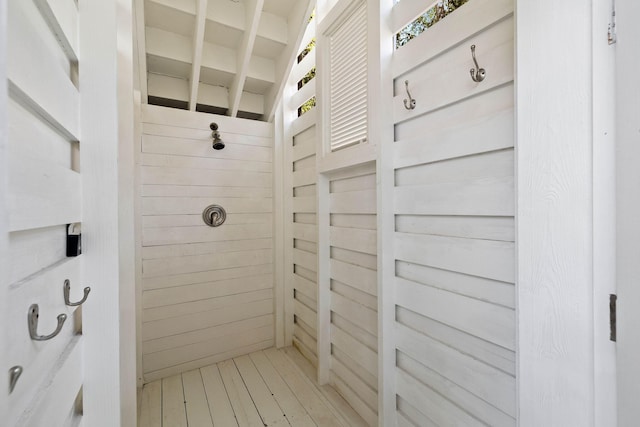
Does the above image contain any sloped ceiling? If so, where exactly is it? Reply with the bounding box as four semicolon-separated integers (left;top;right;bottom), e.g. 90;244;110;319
135;0;313;121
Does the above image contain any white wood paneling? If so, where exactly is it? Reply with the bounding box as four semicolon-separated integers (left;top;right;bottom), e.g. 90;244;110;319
7;0;79;139
84;0;138;423
17;336;84;427
616;0;640;424
8;153;81;231
139;106;274;381
516;0;597;424
327;165;378;425
389;0;515;425
142;263;273;291
285;123;320;365
6;0;137;424
5;0;87;424
0;0;8;418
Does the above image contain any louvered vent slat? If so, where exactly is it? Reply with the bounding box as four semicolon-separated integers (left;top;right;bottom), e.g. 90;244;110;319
330;1;368;152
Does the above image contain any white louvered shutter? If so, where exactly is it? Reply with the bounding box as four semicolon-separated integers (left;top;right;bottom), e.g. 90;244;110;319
329;1;368;151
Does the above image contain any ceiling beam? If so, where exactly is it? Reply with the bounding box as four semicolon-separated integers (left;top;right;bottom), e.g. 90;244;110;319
227;0;264;117
189;0;208;110
265;0;314;122
134;0;148;103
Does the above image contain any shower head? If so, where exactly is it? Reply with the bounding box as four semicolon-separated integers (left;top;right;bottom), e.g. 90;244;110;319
210;122;225;150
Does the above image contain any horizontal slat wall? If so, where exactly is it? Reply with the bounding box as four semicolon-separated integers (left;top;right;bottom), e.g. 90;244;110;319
282;16;319;366
391;1;516;426
328;163;378;426
140;105;274;382
289;123;319;366
6;0;83;425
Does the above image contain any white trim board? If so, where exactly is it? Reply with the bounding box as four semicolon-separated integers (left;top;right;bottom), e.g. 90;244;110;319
516;0;598;424
616;0;640;423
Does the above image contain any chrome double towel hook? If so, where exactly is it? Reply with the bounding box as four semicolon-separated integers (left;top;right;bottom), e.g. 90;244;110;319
403;80;416;110
469;45;486;82
28;304;66;341
64;279;91;306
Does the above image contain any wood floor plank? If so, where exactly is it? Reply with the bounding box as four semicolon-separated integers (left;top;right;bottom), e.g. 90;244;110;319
282;347;369;427
141;348;364;427
200;364;239;427
234;354;290;426
264;348;344;427
249;351;316;426
218;359;264;427
162;374;188;427
138;380;162;427
182;369;214;427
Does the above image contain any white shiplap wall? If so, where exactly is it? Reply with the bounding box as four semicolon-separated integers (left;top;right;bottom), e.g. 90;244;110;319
328;163;378;426
139;105;275;382
390;0;515;425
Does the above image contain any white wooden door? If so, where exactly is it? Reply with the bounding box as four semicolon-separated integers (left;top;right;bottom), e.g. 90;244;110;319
2;0;136;425
616;0;640;424
388;0;515;425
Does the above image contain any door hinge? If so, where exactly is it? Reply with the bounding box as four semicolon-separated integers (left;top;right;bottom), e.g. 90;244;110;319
608;3;617;44
610;294;617;342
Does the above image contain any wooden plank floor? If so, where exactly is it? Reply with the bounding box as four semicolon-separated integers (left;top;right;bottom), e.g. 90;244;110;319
138;347;368;427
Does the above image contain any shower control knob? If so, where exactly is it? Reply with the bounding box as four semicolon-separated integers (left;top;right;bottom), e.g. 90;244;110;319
202;204;226;227
210;122;218;131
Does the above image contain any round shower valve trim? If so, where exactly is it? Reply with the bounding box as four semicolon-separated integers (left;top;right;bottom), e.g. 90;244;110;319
202;204;226;227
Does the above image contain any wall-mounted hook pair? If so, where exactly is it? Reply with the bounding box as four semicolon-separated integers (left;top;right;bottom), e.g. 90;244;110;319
28;304;66;341
403;80;416;110
64;279;91;306
469;45;486;82
27;280;90;341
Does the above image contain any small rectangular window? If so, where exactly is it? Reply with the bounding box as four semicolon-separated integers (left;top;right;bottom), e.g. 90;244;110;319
396;0;470;49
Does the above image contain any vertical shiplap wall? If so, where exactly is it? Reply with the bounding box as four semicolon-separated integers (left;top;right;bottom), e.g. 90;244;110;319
328;163;378;426
139;105;275;382
288;119;320;366
390;0;516;425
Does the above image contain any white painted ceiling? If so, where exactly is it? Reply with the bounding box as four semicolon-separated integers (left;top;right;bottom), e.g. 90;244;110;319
136;0;312;121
